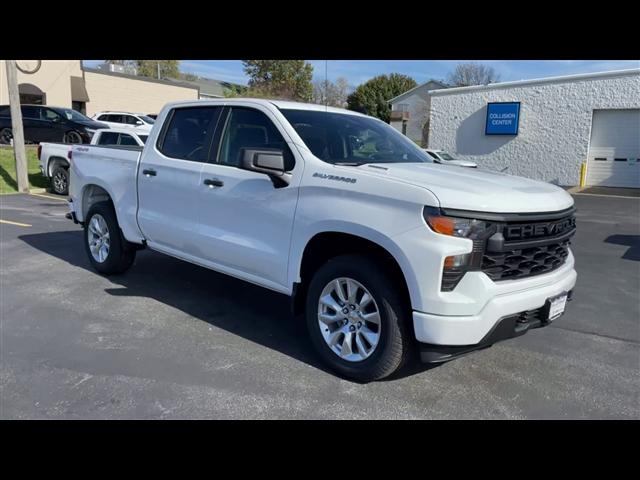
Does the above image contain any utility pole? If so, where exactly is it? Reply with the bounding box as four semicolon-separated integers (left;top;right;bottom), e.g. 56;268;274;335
157;61;161;80
5;60;29;193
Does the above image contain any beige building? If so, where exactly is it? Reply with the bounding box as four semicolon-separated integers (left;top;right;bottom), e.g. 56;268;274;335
0;60;199;116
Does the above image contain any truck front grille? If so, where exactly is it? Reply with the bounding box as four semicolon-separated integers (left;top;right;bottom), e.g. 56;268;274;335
481;210;575;282
482;239;571;280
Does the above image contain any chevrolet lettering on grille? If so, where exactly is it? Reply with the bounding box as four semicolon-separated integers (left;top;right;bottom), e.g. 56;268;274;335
504;217;576;241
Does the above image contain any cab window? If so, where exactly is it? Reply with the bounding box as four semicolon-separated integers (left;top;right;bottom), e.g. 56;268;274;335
97;132;119;145
118;133;138;146
218;107;294;170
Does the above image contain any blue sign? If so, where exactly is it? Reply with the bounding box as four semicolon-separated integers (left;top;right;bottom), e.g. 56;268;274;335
485;102;520;135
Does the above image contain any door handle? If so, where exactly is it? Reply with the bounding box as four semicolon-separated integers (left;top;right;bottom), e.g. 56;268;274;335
142;169;157;177
204;178;224;187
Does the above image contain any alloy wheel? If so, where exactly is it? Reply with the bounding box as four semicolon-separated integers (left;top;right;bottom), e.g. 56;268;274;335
87;214;110;263
317;277;381;362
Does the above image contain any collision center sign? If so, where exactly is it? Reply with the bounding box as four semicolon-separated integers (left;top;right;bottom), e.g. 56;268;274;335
485;102;520;135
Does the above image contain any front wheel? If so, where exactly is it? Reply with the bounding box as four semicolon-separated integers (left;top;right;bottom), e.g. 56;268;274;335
50;166;69;195
305;254;411;382
84;201;136;275
64;130;83;144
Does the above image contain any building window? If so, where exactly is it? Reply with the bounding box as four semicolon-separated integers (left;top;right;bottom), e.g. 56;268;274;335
401;121;407;135
395;103;410;113
72;101;86;115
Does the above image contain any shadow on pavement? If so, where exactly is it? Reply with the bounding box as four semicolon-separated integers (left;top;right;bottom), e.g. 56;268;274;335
605;234;640;261
19;230;436;381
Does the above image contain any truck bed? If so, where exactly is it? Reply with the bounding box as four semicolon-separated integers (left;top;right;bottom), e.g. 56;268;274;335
69;144;144;243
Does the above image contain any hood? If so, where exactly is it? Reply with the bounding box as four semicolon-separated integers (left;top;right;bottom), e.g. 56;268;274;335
361;162;574;213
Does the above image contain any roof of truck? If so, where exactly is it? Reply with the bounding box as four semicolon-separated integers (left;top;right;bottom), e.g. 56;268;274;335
95;127;148;136
162;98;368;117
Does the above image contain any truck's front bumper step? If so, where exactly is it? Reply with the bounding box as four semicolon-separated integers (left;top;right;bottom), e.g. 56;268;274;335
419;290;573;363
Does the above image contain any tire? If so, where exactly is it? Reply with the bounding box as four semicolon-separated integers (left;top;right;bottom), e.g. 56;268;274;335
305;254;411;382
50;166;69;195
64;130;83;144
0;127;12;145
84;201;136;275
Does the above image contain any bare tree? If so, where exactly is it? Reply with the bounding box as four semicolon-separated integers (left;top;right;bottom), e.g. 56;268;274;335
313;77;350;108
447;62;500;87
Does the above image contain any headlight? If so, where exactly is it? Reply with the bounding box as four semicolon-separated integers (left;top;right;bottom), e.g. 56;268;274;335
423;207;496;291
423;207;492;239
86;128;96;135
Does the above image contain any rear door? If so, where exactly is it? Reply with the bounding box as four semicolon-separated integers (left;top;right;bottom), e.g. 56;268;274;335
136;105;223;255
40;107;66;142
20;106;43;142
100;114;125;129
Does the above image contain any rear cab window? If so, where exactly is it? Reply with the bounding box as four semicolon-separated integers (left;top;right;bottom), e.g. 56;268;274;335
158;106;222;162
97;132;120;145
118;133;138;146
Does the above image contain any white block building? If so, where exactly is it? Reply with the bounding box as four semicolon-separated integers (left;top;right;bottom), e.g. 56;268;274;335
427;69;640;188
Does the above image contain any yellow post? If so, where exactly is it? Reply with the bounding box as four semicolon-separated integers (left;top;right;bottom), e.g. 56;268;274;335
579;162;587;188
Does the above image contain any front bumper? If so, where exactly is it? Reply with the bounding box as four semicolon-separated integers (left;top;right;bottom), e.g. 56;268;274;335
418;290;573;363
413;262;576;361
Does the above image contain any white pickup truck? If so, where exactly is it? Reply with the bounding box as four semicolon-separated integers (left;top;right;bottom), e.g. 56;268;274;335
68;99;577;381
39;128;148;195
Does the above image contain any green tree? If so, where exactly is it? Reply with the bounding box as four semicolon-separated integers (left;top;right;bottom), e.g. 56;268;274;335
241;60;314;101
346;74;417;122
135;60;180;79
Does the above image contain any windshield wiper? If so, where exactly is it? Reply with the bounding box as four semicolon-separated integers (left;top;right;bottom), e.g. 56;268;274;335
334;161;366;166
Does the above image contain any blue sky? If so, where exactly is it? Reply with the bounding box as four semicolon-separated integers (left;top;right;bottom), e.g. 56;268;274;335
83;60;639;87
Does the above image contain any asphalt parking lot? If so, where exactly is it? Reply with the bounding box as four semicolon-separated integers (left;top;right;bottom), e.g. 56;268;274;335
1;192;638;419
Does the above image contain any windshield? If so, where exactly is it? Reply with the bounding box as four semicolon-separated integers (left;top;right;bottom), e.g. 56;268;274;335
139;115;155;125
59;109;93;122
280;109;432;165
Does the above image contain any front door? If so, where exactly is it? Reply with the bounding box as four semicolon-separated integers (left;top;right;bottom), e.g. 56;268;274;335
197;106;300;290
137;105;223;256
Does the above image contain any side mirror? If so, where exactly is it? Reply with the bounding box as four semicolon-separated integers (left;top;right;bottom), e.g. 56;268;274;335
135;120;144;126
241;148;291;186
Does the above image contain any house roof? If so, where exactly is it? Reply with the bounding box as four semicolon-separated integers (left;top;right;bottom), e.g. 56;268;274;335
428;68;640;96
82;67;199;91
168;77;246;97
388;79;448;104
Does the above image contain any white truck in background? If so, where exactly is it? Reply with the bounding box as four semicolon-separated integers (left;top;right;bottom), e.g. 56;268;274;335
67;99;577;382
38;128;149;195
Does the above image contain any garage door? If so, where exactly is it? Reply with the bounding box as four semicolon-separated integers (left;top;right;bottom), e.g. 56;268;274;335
586;109;640;188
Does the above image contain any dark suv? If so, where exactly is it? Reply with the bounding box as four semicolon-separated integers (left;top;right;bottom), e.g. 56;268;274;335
0;105;109;145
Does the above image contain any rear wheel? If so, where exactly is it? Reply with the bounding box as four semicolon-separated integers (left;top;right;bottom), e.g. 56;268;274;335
50;166;69;195
305;254;411;382
84;201;135;275
0;127;12;145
